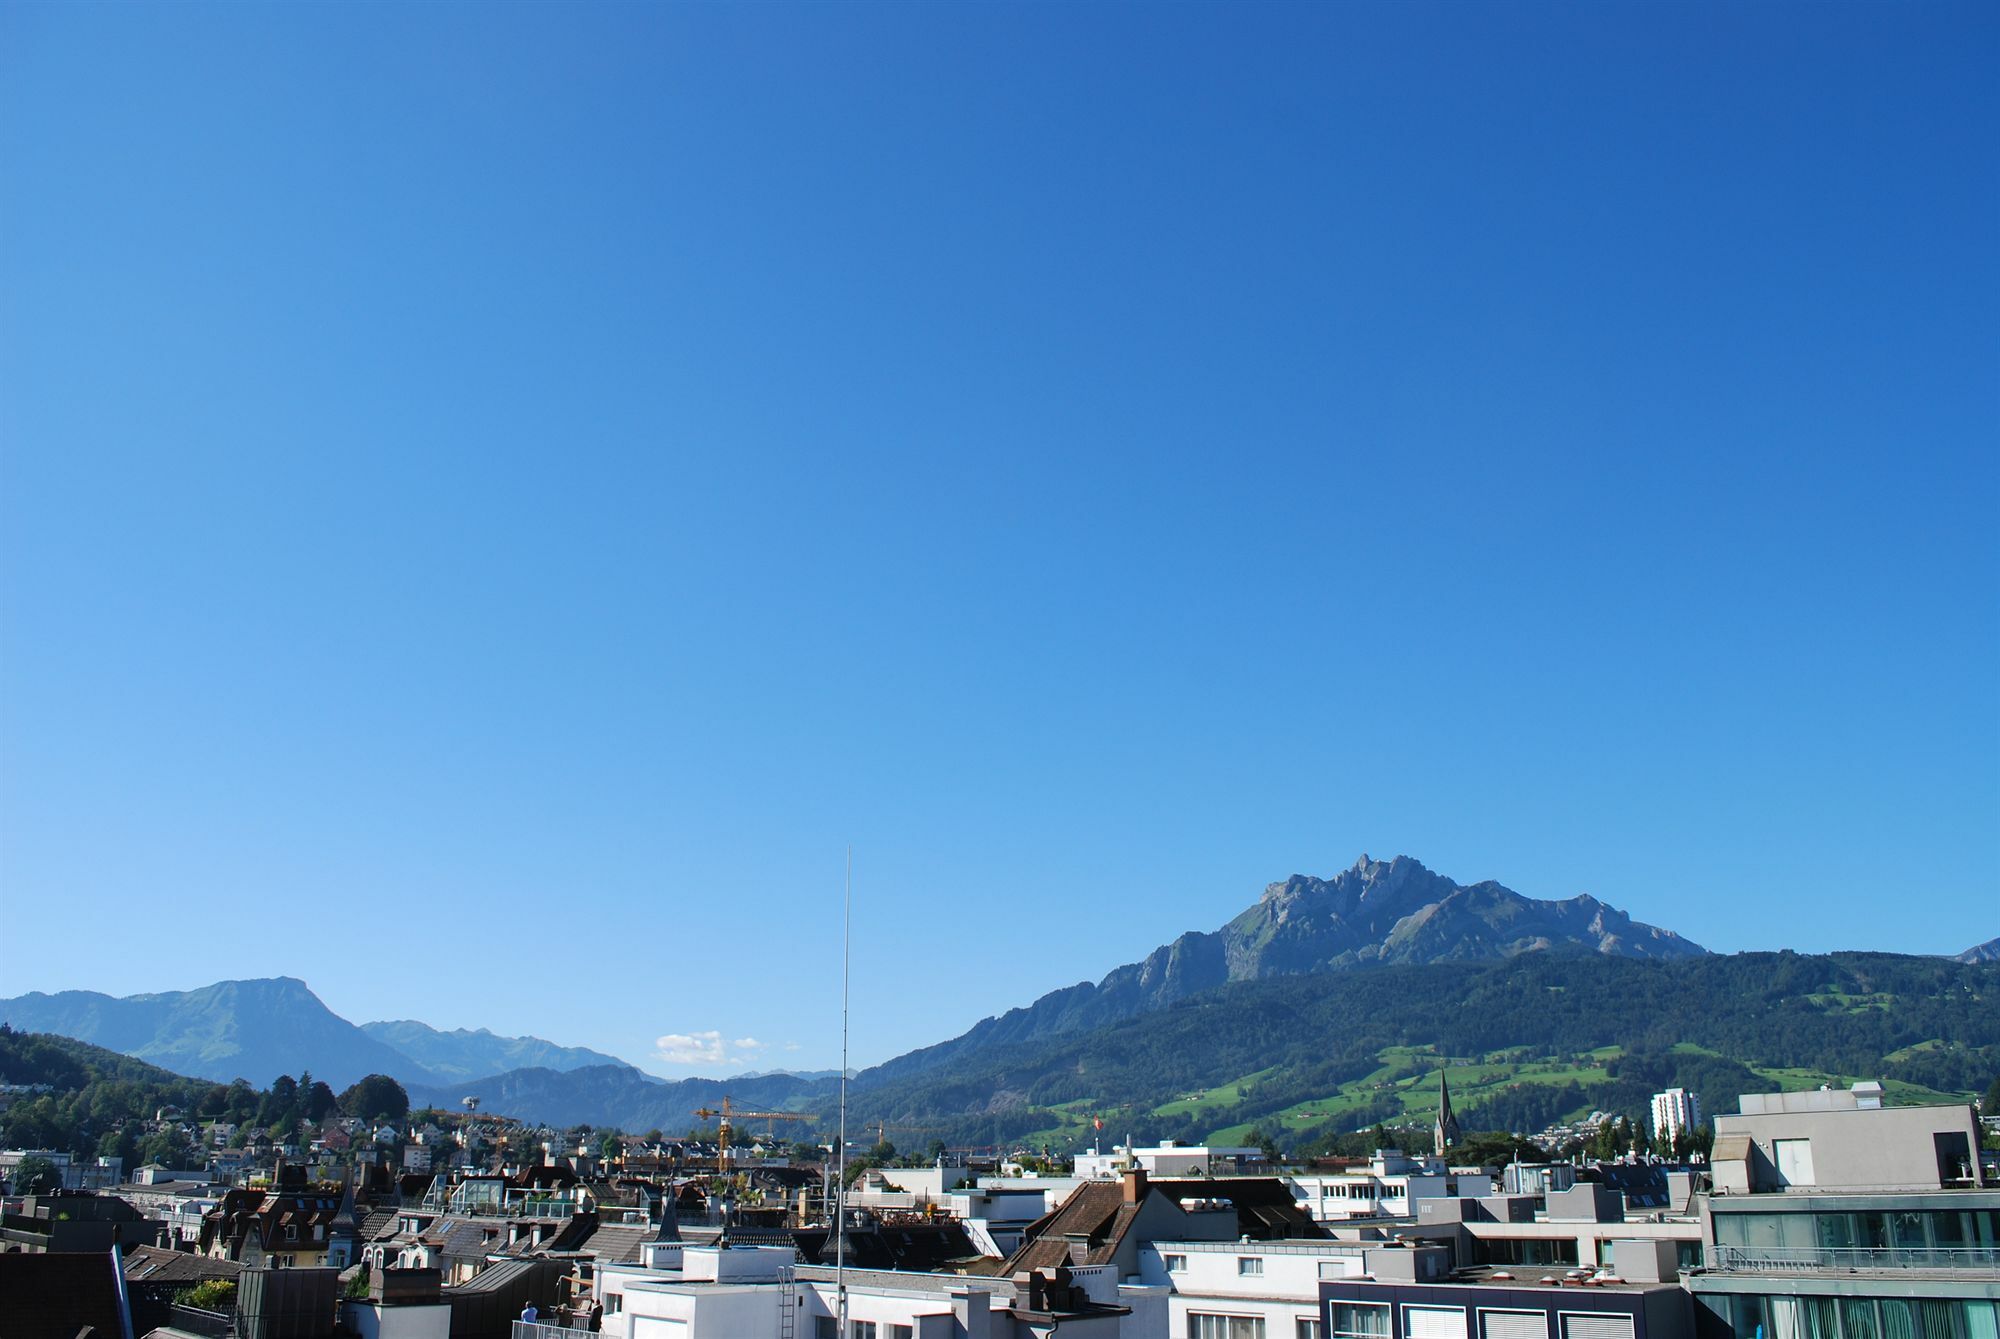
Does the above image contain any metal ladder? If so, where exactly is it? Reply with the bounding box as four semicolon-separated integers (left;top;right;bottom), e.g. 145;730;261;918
777;1264;796;1339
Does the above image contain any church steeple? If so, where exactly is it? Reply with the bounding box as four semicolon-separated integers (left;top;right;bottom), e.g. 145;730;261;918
1434;1068;1460;1158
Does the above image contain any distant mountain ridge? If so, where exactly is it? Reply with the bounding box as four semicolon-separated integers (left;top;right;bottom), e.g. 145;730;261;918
359;1020;629;1081
0;978;625;1091
870;855;1703;1083
0;978;423;1089
1958;938;2000;964
405;1065;833;1134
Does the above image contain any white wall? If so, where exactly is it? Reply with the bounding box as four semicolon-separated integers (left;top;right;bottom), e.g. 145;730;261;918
1142;1240;1366;1339
624;1285;778;1339
341;1302;451;1339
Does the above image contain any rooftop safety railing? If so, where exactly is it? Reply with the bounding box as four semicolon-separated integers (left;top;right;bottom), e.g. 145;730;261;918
507;1197;577;1220
1703;1244;2000;1275
512;1321;589;1339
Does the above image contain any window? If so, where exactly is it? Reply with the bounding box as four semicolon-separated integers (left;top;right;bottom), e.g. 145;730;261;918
1774;1138;1815;1187
1482;1311;1547;1339
851;1324;877;1339
1299;1322;1325;1339
1333;1304;1391;1339
816;1320;836;1339
890;1328;913;1339
1164;1253;1188;1272
1190;1317;1267;1339
1405;1307;1468;1339
1559;1315;1634;1339
1238;1256;1264;1276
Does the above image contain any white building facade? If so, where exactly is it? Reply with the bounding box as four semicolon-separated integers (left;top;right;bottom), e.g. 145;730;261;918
1137;1238;1371;1339
1648;1091;1701;1146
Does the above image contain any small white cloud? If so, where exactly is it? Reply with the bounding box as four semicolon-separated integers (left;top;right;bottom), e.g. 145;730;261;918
782;1042;801;1052
732;1037;766;1051
654;1031;728;1065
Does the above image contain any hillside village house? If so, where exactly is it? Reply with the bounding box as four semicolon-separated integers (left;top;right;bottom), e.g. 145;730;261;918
200;1182;344;1268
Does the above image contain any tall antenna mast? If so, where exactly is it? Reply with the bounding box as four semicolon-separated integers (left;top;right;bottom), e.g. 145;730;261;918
836;845;851;1336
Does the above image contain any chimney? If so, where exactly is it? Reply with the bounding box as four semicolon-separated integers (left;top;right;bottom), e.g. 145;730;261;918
1014;1271;1046;1312
950;1288;991;1339
1122;1168;1148;1205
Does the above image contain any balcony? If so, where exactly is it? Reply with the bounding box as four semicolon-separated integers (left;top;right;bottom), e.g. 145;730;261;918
1703;1244;2000;1276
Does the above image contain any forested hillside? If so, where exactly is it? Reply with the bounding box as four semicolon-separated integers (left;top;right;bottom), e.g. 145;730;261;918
0;1025;396;1171
838;951;1999;1152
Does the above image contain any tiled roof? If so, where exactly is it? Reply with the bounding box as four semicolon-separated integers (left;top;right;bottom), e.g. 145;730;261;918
576;1224;648;1264
438;1219;503;1260
124;1245;243;1285
447;1256;541;1294
1003;1180;1132;1273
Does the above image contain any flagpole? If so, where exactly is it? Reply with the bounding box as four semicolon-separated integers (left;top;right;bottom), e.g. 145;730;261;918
836;846;851;1337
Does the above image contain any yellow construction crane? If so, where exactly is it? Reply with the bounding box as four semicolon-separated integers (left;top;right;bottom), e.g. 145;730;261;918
692;1095;817;1168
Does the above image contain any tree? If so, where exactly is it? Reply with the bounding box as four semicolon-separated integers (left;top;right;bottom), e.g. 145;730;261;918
1590;1120;1615;1160
597;1133;622;1162
137;1128;196;1171
338;1075;410;1124
1983;1076;2000;1117
11;1154;62;1194
303;1081;338;1123
180;1279;237;1311
98;1125;138;1166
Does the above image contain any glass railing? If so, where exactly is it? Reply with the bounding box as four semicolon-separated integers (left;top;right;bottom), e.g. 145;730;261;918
1704;1244;2000;1274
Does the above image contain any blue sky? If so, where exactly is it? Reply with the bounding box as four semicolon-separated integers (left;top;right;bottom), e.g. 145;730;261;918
1;2;1993;1079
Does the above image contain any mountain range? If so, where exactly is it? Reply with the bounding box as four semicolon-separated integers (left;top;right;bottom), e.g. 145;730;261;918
3;856;1989;1142
0;978;633;1090
871;855;1703;1082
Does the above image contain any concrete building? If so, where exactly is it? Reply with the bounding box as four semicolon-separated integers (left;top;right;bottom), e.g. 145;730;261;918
1319;1241;1695;1339
0;1148;125;1191
1288;1152;1469;1224
1686;1085;2000;1339
1075;1141;1268;1179
1138;1236;1371;1338
1649;1092;1701;1148
600;1244;1144;1338
1709;1084;1986;1194
1413;1178;1703;1273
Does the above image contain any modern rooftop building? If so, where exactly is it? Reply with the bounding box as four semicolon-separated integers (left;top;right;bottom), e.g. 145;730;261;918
1686;1085;1998;1339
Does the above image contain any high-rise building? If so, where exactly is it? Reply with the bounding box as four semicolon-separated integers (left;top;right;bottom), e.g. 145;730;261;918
1650;1088;1701;1145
